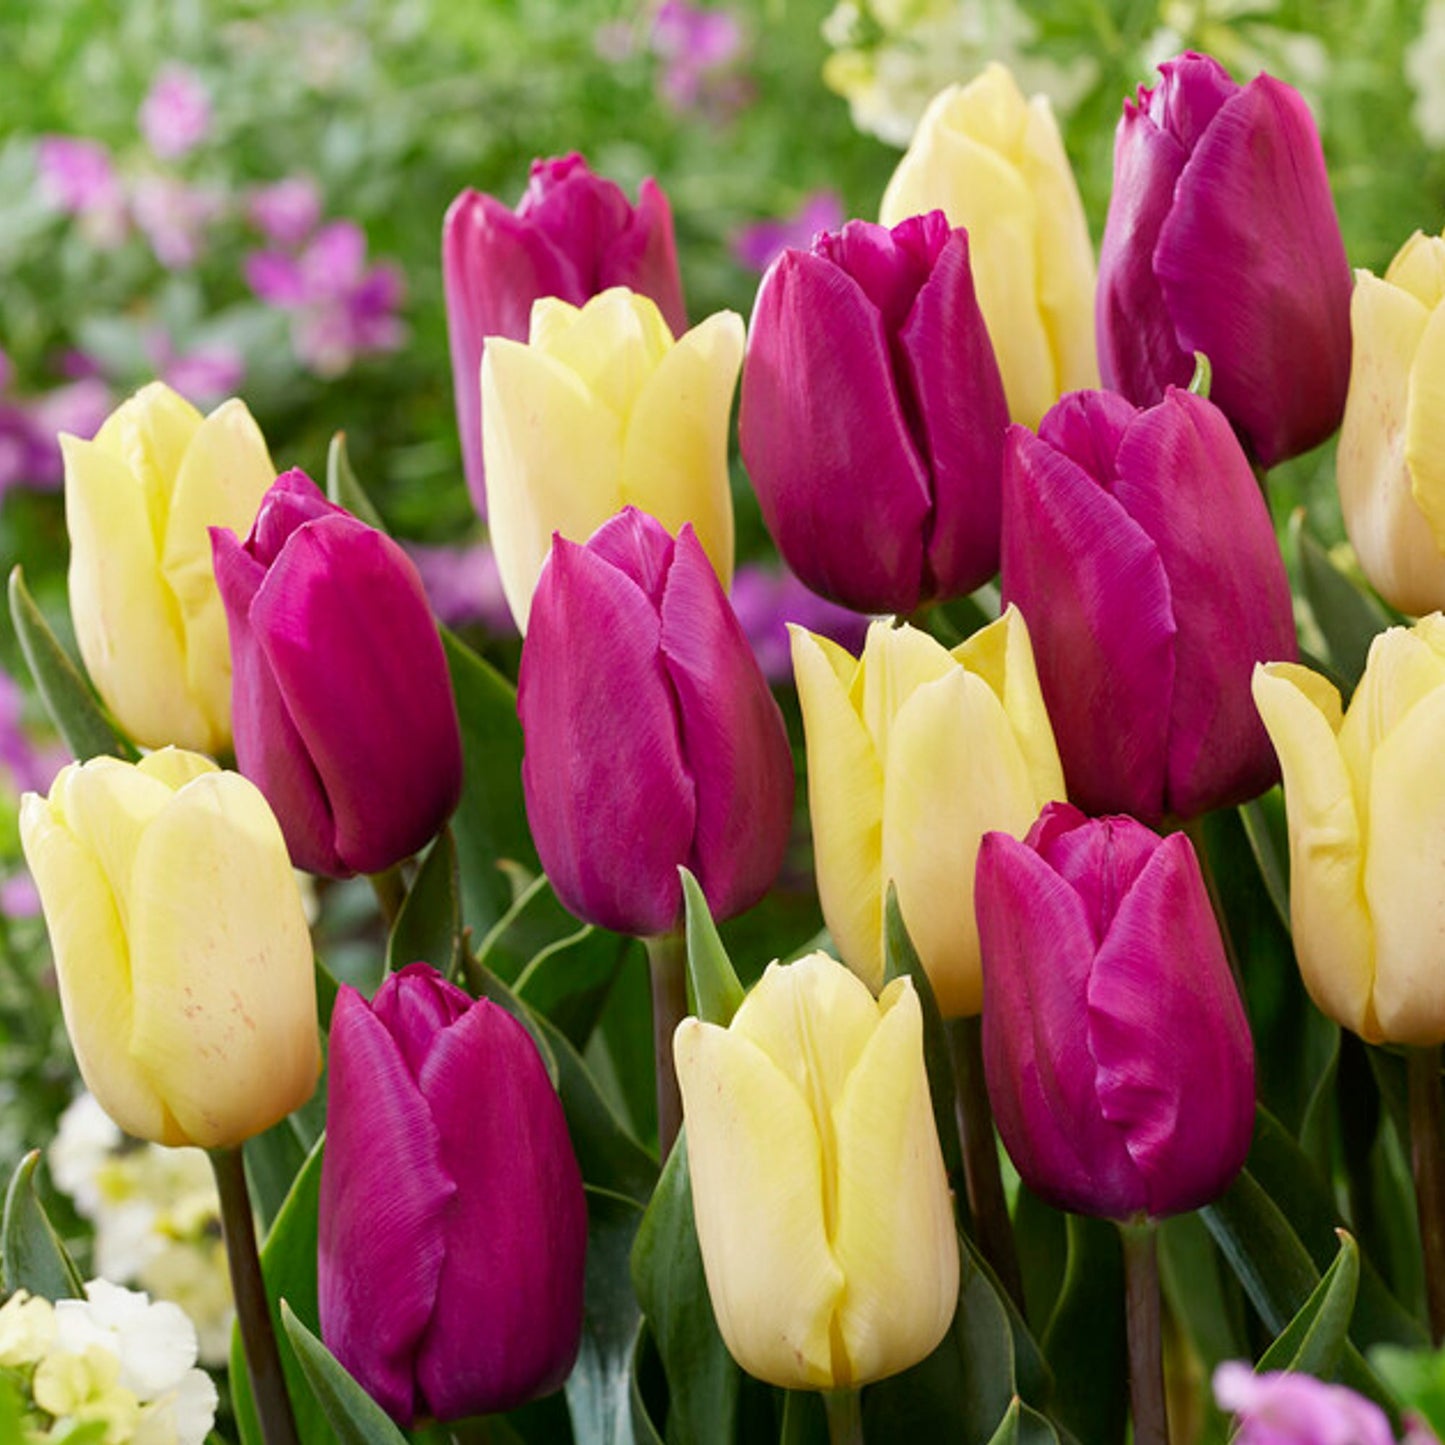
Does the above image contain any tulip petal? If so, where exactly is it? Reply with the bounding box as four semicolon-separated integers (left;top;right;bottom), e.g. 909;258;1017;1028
675;1018;844;1388
1337;624;1445;793
1406;302;1445;556
534;289;674;415
612;177;688;336
92;382;202;502
320;987;453;1427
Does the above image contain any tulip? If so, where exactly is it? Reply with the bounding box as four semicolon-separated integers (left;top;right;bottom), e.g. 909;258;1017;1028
976;802;1255;1219
211;469;463;878
879;62;1098;429
1001;386;1296;825
1096;51;1351;468
443;153;687;517
1338;228;1445;615
18;748;319;1149
482;287;741;633
518;507;792;937
791;606;1063;1017
60;382;275;755
320;963;586;1425
1253;618;1445;1045
738;211;1008;614
674;951;959;1388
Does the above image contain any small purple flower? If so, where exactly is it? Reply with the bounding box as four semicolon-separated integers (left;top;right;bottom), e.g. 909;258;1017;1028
650;1;748;116
0;668;66;797
148;335;246;406
35;137;126;244
729;563;869;683
731;191;845;273
131;175;222;269
1213;1363;1398;1445
247;176;322;247
406;541;514;635
27;379;112;486
139;65;212;161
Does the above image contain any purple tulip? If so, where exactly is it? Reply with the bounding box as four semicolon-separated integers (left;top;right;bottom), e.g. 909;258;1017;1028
1096;51;1351;468
518;507;793;937
977;802;1255;1220
211;469;462;877
739;211;1008;615
1001;387;1296;825
443;154;687;518
320;964;586;1425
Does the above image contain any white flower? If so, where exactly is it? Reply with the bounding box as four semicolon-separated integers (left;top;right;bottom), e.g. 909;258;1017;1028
50;1092;121;1217
1407;1;1445;147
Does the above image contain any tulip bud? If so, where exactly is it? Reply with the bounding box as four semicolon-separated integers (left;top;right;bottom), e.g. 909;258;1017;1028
210;469;462;878
791;607;1063;1017
443;153;687;518
519;508;793;937
19;749;320;1149
1096;51;1352;468
60;382;275;755
482;287;741;632
1254;618;1445;1045
675;951;959;1388
320;964;586;1425
880;62;1099;429
739;212;1008;614
1002;387;1296;825
977;803;1255;1219
1338;229;1445;615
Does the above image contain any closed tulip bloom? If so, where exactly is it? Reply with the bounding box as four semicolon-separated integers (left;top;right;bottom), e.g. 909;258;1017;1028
977;803;1255;1219
320;964;586;1425
1254;618;1445;1045
1002;387;1296;825
1096;51;1351;468
482;287;741;632
61;382;275;755
211;469;462;878
880;62;1098;429
675;951;959;1388
519;508;793;937
791;607;1063;1017
19;749;319;1149
443;153;686;517
739;212;1008;614
1338;229;1445;615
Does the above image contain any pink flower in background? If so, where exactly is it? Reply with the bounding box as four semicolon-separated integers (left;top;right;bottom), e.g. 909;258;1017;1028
35;137;126;245
247;176;322;247
407;541;514;635
0;669;65;798
139;65;212;160
145;333;246;405
729;563;869;683
650;1;750;117
0;376;109;498
731;190;845;273
1213;1364;1401;1444
131;175;223;268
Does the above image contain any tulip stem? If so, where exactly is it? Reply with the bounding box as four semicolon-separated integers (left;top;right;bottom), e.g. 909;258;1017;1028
209;1147;299;1445
1119;1219;1169;1445
946;1016;1025;1314
645;928;688;1160
368;865;407;928
1408;1044;1445;1345
822;1387;865;1445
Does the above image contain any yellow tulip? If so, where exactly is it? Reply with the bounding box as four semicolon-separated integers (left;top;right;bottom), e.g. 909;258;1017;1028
674;951;958;1389
62;383;276;755
20;749;320;1148
1338;229;1445;616
879;62;1098;429
480;287;741;632
1253;617;1445;1045
791;606;1064;1017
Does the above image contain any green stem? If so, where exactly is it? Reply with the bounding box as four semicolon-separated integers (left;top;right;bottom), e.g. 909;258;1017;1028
946;1016;1025;1313
209;1147;299;1445
645;928;689;1160
1119;1219;1169;1445
1408;1044;1445;1345
822;1387;864;1445
367;865;407;929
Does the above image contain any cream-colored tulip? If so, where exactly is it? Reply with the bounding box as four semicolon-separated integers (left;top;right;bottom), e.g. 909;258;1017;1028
674;951;958;1389
1338;229;1445;616
791;606;1064;1017
481;287;741;631
62;383;276;755
20;749;320;1148
880;62;1098;429
1253;617;1445;1045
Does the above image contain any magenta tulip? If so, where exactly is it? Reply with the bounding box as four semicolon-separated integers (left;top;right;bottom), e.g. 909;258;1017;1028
1001;387;1296;825
211;469;462;877
443;153;687;517
738;211;1008;614
977;803;1255;1220
518;507;793;937
319;964;586;1425
1096;51;1351;467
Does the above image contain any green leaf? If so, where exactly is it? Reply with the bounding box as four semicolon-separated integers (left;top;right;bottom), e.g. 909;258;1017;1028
983;1397;1063;1445
1258;1230;1360;1378
244;1117;312;1233
1292;511;1391;689
1369;1344;1445;1437
387;828;463;980
779;1389;827;1445
8;566;136;762
1237;792;1290;934
1;1149;84;1300
280;1301;409;1445
628;1325;668;1445
630;1134;740;1445
325;432;387;532
681;868;744;1027
513;925;631;1051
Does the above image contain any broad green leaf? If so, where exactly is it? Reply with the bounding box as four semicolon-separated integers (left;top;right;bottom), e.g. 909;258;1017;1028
1238;792;1290;933
1;1150;84;1300
1013;1184;1068;1336
681;867;744;1028
244;1117;311;1233
280;1302;408;1445
983;1396;1063;1445
1292;512;1391;689
1158;1212;1250;1377
1258;1230;1360;1378
386;828;463;980
628;1325;668;1445
514;926;631;1050
325;431;387;532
